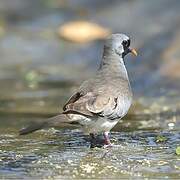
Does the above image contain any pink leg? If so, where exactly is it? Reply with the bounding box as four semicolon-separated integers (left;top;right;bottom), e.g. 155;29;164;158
103;132;111;145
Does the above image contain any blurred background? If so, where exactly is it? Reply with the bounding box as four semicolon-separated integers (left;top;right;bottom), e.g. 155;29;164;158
0;0;179;179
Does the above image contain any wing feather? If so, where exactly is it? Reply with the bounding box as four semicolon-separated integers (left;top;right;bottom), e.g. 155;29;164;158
63;90;118;118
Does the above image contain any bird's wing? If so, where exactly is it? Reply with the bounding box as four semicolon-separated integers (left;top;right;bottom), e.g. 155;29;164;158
63;91;84;111
86;95;117;115
63;91;96;117
63;90;118;118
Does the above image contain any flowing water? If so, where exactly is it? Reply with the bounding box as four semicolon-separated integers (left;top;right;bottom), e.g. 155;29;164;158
0;0;180;179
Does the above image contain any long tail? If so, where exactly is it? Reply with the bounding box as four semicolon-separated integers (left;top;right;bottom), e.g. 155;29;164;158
19;114;72;135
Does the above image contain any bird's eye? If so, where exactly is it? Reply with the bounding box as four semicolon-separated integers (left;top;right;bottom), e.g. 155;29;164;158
122;39;130;47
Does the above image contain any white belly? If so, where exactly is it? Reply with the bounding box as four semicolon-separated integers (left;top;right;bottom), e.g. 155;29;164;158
82;117;119;134
67;113;119;134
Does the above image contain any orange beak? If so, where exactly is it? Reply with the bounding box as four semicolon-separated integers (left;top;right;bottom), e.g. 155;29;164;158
130;48;138;56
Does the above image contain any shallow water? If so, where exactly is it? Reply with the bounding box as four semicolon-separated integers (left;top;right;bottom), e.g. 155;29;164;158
0;91;179;179
0;0;180;179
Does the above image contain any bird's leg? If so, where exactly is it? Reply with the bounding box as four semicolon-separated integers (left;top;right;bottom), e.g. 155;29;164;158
103;132;111;146
90;133;97;148
90;133;95;140
90;132;112;148
90;133;96;144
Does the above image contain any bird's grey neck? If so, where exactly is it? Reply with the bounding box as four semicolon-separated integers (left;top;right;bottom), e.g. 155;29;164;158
98;47;129;80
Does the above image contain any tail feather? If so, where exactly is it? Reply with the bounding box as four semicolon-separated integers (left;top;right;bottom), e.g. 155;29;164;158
19;121;48;135
19;114;72;135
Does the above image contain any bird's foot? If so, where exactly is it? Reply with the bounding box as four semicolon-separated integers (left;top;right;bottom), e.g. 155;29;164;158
103;132;111;146
89;132;112;148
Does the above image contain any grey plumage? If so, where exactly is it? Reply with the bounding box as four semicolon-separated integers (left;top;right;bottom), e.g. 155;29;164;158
19;114;80;135
19;33;137;146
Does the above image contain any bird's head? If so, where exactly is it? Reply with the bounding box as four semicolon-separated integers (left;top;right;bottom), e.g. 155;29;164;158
104;33;137;58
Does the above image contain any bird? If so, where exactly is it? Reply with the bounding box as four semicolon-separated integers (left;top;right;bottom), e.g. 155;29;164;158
19;33;137;147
